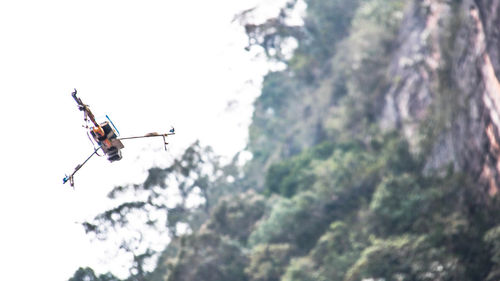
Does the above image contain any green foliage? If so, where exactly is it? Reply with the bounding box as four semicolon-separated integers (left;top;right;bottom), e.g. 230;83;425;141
240;0;362;79
68;268;121;281
247;71;299;169
250;127;500;281
288;0;363;81
248;191;326;252
164;231;248;281
237;0;302;62
302;0;361;58
95;141;221;238
311;134;416;213
325;0;405;136
306;221;365;281
72;1;500;281
77;141;246;280
485;225;500;280
312;142;375;195
345;235;464;281
245;244;293;281
205;190;266;243
257;71;298;115
280;257;318;281
147;238;183;281
265;141;366;198
369;174;426;236
264;151;314;197
245;0;398;184
366;171;496;281
485;225;500;265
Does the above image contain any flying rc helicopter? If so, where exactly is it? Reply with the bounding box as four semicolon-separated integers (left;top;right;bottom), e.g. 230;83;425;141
63;89;175;187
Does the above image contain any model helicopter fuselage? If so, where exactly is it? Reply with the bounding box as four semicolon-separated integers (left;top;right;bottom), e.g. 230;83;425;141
72;90;125;162
89;120;124;162
63;89;174;187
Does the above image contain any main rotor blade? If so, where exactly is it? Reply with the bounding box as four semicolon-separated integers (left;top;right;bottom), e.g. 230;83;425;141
63;147;101;187
118;132;175;141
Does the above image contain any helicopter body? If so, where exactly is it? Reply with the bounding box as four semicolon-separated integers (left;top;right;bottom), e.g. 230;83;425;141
63;89;174;187
89;120;124;162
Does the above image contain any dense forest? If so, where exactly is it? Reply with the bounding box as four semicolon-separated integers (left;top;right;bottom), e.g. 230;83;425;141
69;0;500;280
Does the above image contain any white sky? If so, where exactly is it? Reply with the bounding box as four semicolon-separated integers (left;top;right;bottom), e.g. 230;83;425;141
0;0;304;280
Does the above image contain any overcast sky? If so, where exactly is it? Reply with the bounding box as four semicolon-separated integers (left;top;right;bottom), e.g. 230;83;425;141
0;1;303;280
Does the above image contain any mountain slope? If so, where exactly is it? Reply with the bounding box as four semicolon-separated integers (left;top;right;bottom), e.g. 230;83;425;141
69;1;500;280
381;0;500;198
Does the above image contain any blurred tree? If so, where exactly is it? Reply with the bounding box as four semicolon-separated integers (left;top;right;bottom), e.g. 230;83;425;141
248;191;326;252
485;225;500;280
234;0;303;62
369;174;426;236
264;151;315;197
68;267;121;281
81;141;244;279
280;257;318;281
162;230;248;281
70;0;500;280
205;190;267;243
345;235;464;281
245;244;293;281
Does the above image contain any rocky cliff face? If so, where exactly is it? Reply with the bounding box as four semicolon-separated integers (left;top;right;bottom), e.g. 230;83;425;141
381;0;500;197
